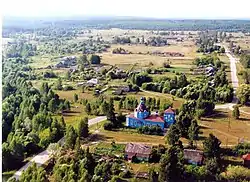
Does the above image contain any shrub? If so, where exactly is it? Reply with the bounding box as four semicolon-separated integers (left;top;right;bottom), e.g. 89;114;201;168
63;85;74;91
221;165;250;181
137;125;163;136
233;143;250;156
104;122;114;130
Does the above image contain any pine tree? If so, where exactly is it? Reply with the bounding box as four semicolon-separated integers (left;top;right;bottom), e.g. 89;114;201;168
65;125;77;149
78;117;89;138
118;100;123;110
101;101;109;115
107;98;116;124
188;119;200;147
203;133;221;159
85;103;91;114
48;98;57;113
166;124;180;145
159;146;184;182
232;105;240;119
73;93;78;103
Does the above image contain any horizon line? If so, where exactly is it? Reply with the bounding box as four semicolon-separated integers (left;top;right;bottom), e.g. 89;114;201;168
3;14;250;21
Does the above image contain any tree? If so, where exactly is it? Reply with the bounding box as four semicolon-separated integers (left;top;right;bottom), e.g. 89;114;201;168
159;146;184;182
101;101;109;115
219;47;225;53
65;125;77;149
166;124;180;145
48;98;57;113
188;119;200;147
65;71;71;80
78;117;89;138
203;134;221;159
85;103;91;114
236;84;250;105
64;100;71;111
232;105;240;119
118;99;123;110
55;78;63;90
74;93;78;103
90;55;101;64
204;157;221;180
178;74;188;88
107;98;116;124
19;162;47;182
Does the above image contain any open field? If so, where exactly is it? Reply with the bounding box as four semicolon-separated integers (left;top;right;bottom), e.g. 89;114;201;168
200;109;250;145
55;103;95;127
101;52;194;69
56;89;95;101
110;42;197;57
77;29;198;42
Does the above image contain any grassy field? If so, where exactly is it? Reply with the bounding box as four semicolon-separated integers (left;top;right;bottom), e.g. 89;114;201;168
56;89;95;102
199;109;250;145
110;43;197;57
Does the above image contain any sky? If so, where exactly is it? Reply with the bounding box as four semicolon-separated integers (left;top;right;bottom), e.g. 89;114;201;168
2;0;250;19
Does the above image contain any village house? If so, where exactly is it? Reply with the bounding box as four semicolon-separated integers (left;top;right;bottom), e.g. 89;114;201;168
55;56;77;68
86;78;99;87
125;143;152;162
126;97;175;130
112;85;130;95
242;153;250;167
184;149;204;165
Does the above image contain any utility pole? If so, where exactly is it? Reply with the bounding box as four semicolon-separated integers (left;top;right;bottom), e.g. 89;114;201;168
228;108;231;132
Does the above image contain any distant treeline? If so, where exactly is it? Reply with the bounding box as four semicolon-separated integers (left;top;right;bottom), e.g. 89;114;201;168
3;17;250;33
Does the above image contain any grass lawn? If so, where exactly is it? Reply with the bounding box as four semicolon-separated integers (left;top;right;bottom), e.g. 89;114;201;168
127;163;159;173
240;106;250;114
110;43;197;57
55;102;95;127
199;109;250;145
56;89;95;102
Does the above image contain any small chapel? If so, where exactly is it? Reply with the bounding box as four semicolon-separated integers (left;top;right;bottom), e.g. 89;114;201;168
125;97;175;130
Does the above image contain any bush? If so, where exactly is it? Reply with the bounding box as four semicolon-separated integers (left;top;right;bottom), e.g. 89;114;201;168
137;125;163;136
233;143;250;156
119;170;132;178
63;85;74;91
104;122;114;130
221;165;250;181
163;62;171;68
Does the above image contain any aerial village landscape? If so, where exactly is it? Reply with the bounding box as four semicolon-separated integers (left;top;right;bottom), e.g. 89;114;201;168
2;3;250;182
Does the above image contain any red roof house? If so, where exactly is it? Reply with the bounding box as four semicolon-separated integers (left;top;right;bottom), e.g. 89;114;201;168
242;154;250;167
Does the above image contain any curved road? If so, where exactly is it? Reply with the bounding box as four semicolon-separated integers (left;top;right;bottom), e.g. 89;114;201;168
13;116;107;180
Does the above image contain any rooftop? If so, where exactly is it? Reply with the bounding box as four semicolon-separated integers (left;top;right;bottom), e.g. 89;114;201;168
184;149;204;163
128;114;164;123
125;143;152;155
164;107;175;114
242;154;250;161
